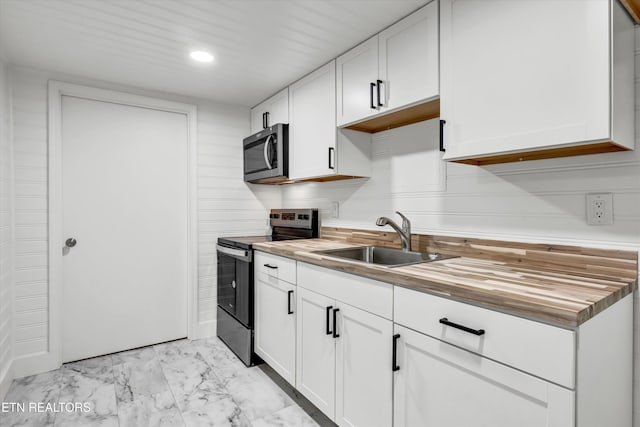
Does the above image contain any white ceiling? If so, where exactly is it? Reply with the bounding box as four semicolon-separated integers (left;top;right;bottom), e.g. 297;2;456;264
0;0;428;106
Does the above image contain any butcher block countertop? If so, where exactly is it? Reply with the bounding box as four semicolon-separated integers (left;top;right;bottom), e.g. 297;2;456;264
253;231;638;329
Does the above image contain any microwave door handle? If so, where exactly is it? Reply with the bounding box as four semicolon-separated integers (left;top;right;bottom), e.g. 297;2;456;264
263;135;273;169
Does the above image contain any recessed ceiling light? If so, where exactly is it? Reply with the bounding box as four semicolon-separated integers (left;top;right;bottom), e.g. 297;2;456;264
190;51;214;63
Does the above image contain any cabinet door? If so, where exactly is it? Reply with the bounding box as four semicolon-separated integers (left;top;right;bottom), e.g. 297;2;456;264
336;36;379;126
254;274;296;386
296;287;336;419
379;0;438;112
335;303;393;427
440;0;610;160
393;325;574;427
250;103;267;135
250;88;289;134
289;61;337;180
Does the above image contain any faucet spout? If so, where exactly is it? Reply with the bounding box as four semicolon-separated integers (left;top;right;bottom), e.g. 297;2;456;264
375;211;412;251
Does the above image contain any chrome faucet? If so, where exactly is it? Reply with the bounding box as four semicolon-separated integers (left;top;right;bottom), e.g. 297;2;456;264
376;211;412;252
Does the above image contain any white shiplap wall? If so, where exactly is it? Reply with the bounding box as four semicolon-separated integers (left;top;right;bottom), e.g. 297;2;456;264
10;66;279;362
0;59;14;398
283;26;640;426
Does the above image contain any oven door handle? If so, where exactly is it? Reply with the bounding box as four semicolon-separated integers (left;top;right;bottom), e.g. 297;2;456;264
263;135;273;170
216;244;252;262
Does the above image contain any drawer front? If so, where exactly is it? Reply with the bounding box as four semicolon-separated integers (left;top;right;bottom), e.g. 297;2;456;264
297;262;392;320
394;286;575;389
255;251;296;285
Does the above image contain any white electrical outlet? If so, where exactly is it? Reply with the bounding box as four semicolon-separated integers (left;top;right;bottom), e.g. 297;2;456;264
586;193;613;225
331;201;339;218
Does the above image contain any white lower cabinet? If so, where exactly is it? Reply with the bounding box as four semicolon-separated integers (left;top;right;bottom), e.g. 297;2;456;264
254;253;296;386
296;286;393;426
335;303;393;427
393;324;574;427
296;287;336;417
255;256;632;427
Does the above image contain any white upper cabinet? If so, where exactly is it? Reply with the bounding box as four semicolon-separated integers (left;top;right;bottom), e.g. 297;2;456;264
440;0;635;165
289;61;338;180
289;61;372;181
378;1;439;112
337;1;439;129
250;88;289;134
336;36;380;126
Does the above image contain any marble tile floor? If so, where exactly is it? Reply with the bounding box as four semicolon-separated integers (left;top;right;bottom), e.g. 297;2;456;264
1;337;326;427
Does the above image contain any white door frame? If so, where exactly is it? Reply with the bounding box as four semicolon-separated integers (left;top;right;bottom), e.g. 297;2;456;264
47;81;198;369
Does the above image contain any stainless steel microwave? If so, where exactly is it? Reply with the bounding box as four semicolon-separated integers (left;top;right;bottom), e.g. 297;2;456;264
243;123;289;184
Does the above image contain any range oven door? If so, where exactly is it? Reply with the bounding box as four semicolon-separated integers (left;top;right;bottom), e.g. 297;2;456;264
216;244;252;328
243;123;288;183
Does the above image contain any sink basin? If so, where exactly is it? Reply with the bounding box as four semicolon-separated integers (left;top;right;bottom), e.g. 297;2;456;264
315;246;456;267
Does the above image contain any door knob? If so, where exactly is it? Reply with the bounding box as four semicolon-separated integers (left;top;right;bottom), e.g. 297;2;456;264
65;238;77;248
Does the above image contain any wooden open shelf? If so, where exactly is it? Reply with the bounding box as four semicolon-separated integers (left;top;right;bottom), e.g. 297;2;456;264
620;0;640;24
283;174;367;184
344;98;440;134
451;141;630;166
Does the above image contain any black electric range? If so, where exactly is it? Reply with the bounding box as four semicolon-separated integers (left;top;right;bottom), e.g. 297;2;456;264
216;208;319;366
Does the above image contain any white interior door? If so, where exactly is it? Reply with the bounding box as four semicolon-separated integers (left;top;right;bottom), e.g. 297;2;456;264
61;95;188;362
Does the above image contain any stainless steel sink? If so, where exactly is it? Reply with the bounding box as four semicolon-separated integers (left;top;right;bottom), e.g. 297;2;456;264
315;246;456;267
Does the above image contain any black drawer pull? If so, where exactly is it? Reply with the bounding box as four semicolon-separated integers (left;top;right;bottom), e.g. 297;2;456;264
263;264;278;269
392;333;400;372
370;82;376;109
326;306;333;335
439;119;446;152
439;318;485;336
332;308;340;338
328;147;335;170
287;290;294;314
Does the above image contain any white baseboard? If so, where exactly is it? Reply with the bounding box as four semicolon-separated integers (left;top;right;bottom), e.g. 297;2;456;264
191;320;217;340
8;322;218;381
0;359;14;401
11;351;60;380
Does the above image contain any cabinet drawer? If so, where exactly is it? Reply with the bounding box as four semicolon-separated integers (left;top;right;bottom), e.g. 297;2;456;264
394;286;575;389
255;251;296;285
297;262;392;319
393;324;574;427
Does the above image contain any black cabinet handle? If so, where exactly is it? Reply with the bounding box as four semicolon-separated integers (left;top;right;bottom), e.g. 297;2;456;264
439;119;446;152
328;147;335;170
287;290;294;314
332;308;340;338
376;79;383;107
326;306;333;335
370;82;376;109
263;263;278;269
392;333;400;372
439;317;485;336
263;111;270;129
